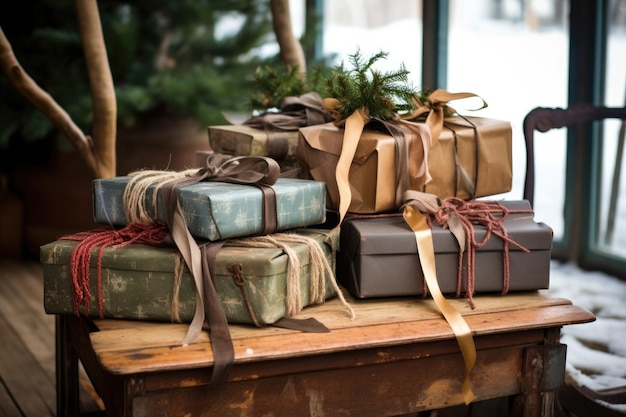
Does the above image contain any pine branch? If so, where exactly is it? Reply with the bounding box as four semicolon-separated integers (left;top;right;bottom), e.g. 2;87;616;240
323;50;418;120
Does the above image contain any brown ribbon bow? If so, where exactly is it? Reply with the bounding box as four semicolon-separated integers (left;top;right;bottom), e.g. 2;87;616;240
194;153;280;186
243;92;333;159
159;155;281;385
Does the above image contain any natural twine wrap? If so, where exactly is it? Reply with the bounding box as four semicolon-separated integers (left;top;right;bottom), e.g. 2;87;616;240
227;233;355;319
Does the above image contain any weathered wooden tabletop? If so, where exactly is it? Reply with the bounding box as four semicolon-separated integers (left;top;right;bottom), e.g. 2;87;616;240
89;291;595;375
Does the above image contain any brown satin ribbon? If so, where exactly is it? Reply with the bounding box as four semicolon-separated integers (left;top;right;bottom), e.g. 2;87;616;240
158;155;280;384
443;121;479;199
244;92;333;159
378;118;433;208
199;241;233;383
402;190;477;405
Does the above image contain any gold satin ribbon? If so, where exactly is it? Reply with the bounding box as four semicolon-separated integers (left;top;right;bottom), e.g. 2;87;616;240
403;203;477;405
404;89;488;146
334;108;370;225
323;97;432;225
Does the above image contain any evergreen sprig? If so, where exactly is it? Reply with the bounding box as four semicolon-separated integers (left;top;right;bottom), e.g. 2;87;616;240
247;63;331;111
323;50;418;120
248;65;305;110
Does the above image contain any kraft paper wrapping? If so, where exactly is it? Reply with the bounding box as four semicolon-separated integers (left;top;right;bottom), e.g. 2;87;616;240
298;116;512;214
424;116;512;200
298;122;399;213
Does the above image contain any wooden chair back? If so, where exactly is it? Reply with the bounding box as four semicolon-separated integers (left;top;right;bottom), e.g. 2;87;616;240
522;104;626;206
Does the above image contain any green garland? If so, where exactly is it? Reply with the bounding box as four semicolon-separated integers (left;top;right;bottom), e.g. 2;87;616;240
323;50;418;121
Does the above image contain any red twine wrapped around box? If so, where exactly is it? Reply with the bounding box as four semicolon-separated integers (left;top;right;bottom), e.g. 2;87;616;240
402;191;531;308
61;221;169;318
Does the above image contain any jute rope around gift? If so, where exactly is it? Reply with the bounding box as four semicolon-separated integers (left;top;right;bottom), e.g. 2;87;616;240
171;253;185;323
123;168;198;224
226;233;355;319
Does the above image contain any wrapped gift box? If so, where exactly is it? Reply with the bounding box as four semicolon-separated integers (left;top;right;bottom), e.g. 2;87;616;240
337;200;552;298
297;117;512;213
93;177;326;241
298;122;399;213
208;125;299;160
424;116;512;200
41;229;337;325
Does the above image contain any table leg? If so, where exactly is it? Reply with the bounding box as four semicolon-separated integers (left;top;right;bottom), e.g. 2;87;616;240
511;329;566;417
56;314;80;417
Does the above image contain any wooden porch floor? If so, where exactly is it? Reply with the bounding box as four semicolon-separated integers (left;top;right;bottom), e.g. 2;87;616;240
0;258;103;417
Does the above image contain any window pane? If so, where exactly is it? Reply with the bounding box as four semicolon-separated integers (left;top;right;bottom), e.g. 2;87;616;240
447;0;569;240
597;9;626;257
321;0;423;78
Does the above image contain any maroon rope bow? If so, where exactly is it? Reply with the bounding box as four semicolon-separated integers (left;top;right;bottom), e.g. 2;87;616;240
403;191;531;308
60;221;169;318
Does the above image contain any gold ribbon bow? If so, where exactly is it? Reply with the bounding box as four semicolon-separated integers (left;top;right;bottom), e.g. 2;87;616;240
401;190;477;405
404;89;488;146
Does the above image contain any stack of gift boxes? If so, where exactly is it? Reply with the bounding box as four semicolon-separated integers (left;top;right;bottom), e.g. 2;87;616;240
41;165;344;327
295;95;553;300
40;59;554;346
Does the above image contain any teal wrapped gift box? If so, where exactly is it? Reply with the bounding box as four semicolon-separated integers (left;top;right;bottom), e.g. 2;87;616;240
92;177;326;241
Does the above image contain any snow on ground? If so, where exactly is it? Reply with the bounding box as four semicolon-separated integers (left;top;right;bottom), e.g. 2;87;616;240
548;261;626;412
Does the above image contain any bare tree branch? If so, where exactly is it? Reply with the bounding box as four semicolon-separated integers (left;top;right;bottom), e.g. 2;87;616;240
0;25;99;176
75;0;117;179
2;1;299;179
0;0;116;179
270;0;306;77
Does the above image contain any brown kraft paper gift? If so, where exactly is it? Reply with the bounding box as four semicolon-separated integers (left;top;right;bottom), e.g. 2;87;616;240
298;122;399;213
424;115;512;200
297;116;512;213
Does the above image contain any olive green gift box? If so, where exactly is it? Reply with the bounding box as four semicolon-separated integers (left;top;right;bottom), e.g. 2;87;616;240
41;229;337;326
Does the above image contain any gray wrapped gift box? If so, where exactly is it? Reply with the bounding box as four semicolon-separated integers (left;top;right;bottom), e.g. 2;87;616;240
337;200;553;299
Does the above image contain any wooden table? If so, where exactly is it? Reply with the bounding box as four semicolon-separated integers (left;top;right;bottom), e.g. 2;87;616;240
56;291;595;417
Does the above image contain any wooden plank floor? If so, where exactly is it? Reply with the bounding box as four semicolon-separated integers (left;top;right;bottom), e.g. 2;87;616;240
0;258;103;417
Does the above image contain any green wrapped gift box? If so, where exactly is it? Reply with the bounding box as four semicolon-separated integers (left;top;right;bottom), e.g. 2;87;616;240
41;229;338;326
92;176;326;241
